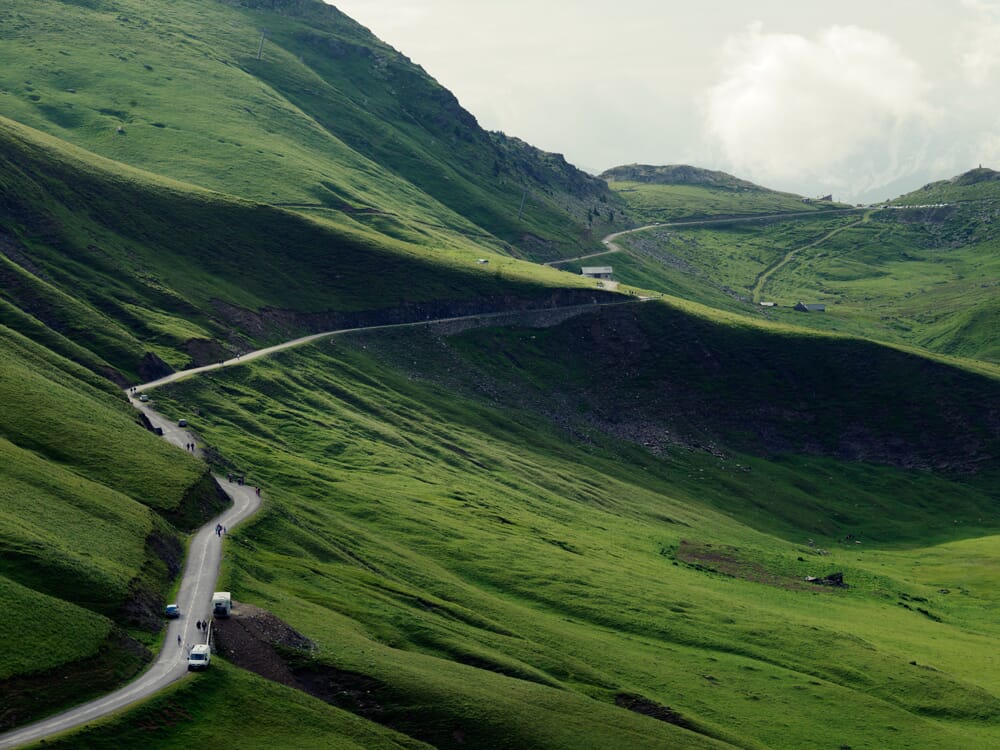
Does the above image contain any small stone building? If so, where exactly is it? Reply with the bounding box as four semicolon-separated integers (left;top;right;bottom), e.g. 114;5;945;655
581;266;613;280
794;302;826;312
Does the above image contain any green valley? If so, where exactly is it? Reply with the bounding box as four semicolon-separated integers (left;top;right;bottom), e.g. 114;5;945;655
0;0;997;748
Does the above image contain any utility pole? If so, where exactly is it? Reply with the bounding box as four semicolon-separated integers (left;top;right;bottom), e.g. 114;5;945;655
517;189;527;221
256;29;267;60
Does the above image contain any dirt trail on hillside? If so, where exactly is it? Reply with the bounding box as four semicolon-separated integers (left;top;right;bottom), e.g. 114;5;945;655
751;213;870;303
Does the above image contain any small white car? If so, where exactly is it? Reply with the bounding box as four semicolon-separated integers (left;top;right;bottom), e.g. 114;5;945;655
138;394;150;402
187;644;211;670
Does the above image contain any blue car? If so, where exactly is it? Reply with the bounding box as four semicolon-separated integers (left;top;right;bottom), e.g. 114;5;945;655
165;603;180;619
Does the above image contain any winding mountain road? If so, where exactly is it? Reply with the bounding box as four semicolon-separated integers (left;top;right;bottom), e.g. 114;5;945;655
0;208;861;745
546;207;867;268
0;392;265;749
0;299;642;748
0;457;258;749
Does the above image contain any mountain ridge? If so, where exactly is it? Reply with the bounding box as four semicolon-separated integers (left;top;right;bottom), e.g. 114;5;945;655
601;163;772;192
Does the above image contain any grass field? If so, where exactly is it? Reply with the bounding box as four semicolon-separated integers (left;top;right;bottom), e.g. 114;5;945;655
0;0;619;259
112;302;1000;749
607;203;1000;363
604;179;842;223
0;325;223;725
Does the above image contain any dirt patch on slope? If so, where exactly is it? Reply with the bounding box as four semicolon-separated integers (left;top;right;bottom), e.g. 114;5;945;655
615;693;703;733
211;601;316;687
675;540;826;592
212;601;394;719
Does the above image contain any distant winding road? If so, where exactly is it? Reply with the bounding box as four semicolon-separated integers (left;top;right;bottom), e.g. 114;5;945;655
2;211;864;744
546;208;868;268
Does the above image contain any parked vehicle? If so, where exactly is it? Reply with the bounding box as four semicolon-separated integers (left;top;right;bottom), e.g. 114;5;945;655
138;394;150;402
164;603;180;618
187;644;211;670
178;418;187;427
212;591;231;618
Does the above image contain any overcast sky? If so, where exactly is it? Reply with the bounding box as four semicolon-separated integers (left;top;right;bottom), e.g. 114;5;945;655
328;1;1000;202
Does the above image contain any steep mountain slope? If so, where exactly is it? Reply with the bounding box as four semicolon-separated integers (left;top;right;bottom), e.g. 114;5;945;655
0;0;622;259
4;128;1000;750
0;325;226;728
442;302;1000;474
0;116;609;382
1;1;999;747
81;301;1000;750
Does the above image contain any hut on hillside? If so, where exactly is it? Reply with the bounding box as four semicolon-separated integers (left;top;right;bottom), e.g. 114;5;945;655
581;266;613;280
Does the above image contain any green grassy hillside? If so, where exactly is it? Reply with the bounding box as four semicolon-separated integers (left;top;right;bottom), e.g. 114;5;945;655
0;115;607;382
0;325;226;727
42;661;433;750
0;0;621;259
605;196;999;363
82;302;1000;749
893;167;1000;205
1;1;998;746
602;164;844;222
439;302;1000;474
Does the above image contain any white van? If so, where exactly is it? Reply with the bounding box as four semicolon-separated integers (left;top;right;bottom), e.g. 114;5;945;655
188;644;211;670
212;591;231;618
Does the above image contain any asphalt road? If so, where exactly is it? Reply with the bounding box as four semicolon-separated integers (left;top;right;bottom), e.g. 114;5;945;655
0;302;634;748
0;406;260;749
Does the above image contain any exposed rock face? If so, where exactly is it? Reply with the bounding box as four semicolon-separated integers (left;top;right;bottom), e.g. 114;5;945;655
137;351;173;382
181;338;232;368
805;572;848;588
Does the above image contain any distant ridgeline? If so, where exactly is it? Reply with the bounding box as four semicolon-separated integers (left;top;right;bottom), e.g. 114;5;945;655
601;164;769;192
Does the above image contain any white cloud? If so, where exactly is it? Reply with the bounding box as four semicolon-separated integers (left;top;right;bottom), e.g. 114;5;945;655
703;24;932;192
960;0;1000;85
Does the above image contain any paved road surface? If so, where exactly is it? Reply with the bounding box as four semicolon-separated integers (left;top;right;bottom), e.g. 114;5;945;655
136;303;639;393
0;301;636;747
0;409;260;749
